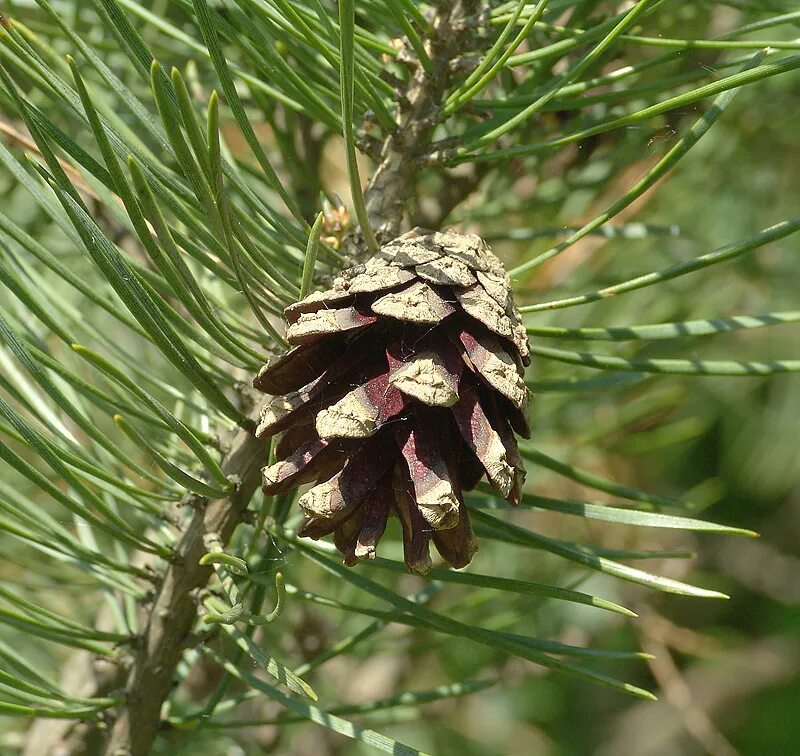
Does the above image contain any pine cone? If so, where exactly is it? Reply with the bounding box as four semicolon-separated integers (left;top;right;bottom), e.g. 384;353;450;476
253;228;531;573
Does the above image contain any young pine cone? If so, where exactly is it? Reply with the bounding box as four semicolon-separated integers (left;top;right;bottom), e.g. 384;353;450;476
253;228;531;573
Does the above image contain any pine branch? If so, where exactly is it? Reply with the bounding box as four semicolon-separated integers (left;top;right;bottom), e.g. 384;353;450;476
36;4;482;755
20;403;263;756
348;0;479;256
103;414;265;755
8;2;800;753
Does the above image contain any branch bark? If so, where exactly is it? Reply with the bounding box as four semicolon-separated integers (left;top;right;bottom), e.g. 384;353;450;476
347;0;479;258
103;420;264;755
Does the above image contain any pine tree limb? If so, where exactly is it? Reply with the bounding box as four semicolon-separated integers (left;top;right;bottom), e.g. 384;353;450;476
42;4;481;754
347;0;479;257
103;417;264;756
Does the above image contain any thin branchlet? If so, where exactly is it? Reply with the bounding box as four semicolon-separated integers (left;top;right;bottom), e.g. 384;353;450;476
343;1;482;260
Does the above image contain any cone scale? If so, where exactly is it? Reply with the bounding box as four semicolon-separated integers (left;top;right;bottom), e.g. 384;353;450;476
254;228;531;573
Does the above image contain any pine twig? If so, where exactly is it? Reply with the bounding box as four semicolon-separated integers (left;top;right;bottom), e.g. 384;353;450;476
103;414;264;755
43;4;481;755
345;0;480;259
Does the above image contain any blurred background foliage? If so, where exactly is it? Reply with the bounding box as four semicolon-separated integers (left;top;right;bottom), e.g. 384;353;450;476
457;21;800;756
0;0;798;754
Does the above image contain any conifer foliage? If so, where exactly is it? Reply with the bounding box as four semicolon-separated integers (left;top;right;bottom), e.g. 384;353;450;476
0;1;798;753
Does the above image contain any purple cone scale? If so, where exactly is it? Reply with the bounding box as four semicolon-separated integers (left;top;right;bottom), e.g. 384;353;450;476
254;228;531;573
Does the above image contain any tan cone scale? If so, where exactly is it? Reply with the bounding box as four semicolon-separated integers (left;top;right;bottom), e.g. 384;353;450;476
253;228;531;573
